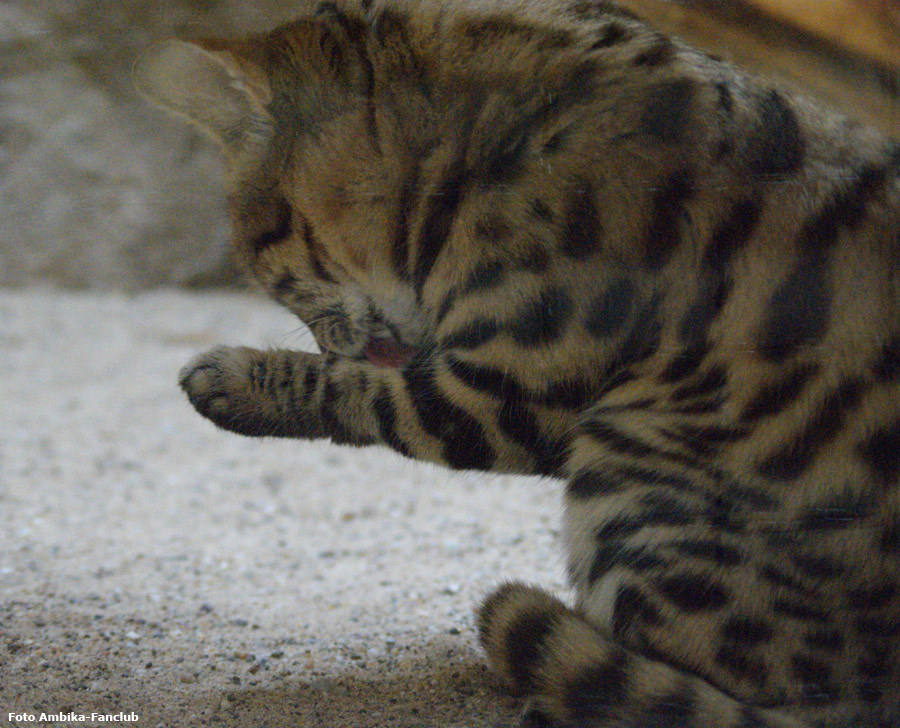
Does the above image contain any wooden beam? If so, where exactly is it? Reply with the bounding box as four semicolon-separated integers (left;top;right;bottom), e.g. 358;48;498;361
614;0;900;138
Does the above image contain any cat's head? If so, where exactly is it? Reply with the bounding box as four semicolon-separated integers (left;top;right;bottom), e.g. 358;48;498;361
135;1;597;367
135;5;441;366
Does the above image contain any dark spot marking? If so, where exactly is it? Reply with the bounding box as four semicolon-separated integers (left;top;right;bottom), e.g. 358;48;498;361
542;128;568;155
476;125;531;186
858;418;900;488
761;565;811;595
675;539;743;566
757;257;831;363
530;198;555;223
273;272;297;298
791;552;845;579
791;654;839;705
738;706;772;728
656;572;728;612
566;650;630;722
460;260;506;296
643;169;695;270
252;198;293;256
630;689;695;728
508;287;574;346
590;22;632;50
804;628;844;651
567;470;622;498
633;36;674;68
722;616;773;646
746;89;805;177
798;489;869;530
716;645;770;688
874;336;900;380
505;610;556;690
589;542;665;583
715;81;734;115
613;585;664;636
847;583;897;610
596;516;642;541
855;616;900;637
497;399;567;476
641;79;695;144
585;278;635;339
618;292;663;365
740;363;818;422
757;379;863;481
881;519;900;555
773;598;828;622
560;180;602;259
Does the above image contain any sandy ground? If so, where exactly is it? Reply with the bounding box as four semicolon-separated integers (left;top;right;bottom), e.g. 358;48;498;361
0;288;568;728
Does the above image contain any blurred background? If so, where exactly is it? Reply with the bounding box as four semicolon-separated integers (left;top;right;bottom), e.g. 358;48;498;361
2;0;900;291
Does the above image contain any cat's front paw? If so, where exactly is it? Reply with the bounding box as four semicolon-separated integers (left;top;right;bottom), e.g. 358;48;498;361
179;345;272;435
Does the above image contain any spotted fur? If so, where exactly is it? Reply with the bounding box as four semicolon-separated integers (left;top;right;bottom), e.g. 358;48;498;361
136;1;900;725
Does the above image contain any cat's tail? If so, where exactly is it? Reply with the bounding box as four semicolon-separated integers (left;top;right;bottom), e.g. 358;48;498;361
477;582;808;728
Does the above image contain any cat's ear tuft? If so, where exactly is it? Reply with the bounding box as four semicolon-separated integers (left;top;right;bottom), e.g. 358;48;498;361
133;39;273;158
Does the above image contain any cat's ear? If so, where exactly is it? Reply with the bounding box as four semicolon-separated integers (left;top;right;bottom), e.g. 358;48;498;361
133;39;273;160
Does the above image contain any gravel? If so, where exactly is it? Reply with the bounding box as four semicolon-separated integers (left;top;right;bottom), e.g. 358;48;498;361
0;288;567;727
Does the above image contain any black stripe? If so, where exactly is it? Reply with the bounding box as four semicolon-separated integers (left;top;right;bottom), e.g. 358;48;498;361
588;542;665;583
560;180;603;259
757;379;864;481
390;168;419;281
505;610;557;691
496;400;567;475
251;198;293;255
372;385;411;457
445;354;592;410
857;417;900;488
402;352;494;470
413;160;467;300
798;149;900;254
757;256;832;362
643;169;695;270
302;218;338;284
671;365;727;403
440;319;500;350
656;572;728;612
703;197;762;271
674;538;743;566
746;89;805;178
740;363;818;422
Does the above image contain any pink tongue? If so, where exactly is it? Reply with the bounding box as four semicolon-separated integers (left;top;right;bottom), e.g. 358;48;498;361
364;337;418;368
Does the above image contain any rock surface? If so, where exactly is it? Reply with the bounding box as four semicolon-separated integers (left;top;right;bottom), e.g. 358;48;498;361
1;1;316;290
